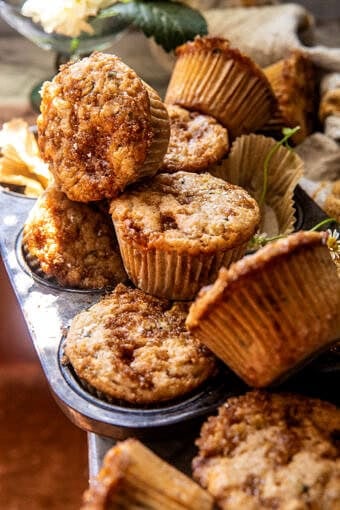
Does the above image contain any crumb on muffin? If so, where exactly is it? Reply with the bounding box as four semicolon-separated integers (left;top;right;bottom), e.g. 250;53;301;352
64;283;216;404
23;185;127;289
161;105;229;173
193;391;340;510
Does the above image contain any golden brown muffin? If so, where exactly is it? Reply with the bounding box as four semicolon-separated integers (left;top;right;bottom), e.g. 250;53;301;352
38;52;169;202
187;231;340;387
82;439;214;510
64;284;216;404
193;391;340;510
165;36;276;139
110;171;260;300
263;50;316;144
319;89;340;123
161;105;229;173
23;184;127;289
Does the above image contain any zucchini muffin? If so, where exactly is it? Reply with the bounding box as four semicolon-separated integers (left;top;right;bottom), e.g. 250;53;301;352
38;52;169;202
161;105;229;173
165;36;276;139
187;231;340;387
263;50;316;144
23;185;127;289
81;439;214;510
110;172;260;300
64;284;216;404
193;391;340;510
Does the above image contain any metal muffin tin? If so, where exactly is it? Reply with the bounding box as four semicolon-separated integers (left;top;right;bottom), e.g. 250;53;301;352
1;185;339;449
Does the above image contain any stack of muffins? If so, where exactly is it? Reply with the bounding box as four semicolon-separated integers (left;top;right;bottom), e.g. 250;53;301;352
22;36;340;509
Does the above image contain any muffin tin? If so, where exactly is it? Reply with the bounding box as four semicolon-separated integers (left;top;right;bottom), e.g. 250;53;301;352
0;185;339;446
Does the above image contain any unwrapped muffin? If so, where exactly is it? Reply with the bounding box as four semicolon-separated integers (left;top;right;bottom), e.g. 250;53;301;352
186;231;340;387
64;284;216;404
161;105;229;173
82;439;214;509
263;50;316;144
110;171;260;300
193;391;340;510
22;184;127;289
38;52;169;202
165;36;276;139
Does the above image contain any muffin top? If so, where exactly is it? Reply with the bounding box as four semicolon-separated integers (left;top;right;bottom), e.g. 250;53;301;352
193;391;340;510
23;184;127;289
64;284;216;404
110;172;260;254
38;52;156;202
161;105;229;173
187;231;328;327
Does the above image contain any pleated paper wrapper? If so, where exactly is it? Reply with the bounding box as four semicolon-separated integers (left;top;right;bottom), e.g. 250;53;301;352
209;133;304;236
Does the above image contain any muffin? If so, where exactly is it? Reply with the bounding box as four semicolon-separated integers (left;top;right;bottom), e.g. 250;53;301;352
193;391;340;510
319;89;340;123
64;284;216;404
161;105;229;173
81;439;214;510
38;52;169;202
23;184;127;289
165;36;276;139
263;50;316;144
110;172;260;300
186;231;340;387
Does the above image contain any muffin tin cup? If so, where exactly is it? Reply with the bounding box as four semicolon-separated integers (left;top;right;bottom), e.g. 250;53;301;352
0;185;339;441
189;242;340;387
165;51;274;139
115;232;247;300
209;134;304;236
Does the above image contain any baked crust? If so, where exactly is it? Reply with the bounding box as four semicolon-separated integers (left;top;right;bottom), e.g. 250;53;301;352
64;284;216;404
38;52;168;202
263;50;316;144
161;105;229;173
193;391;340;510
110;172;260;255
23;185;127;289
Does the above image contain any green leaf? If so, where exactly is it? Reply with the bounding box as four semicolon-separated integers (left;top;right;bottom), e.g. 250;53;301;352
99;0;208;52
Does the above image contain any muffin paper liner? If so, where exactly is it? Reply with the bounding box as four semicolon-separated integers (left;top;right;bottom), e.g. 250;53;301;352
139;82;170;178
22;234;56;283
189;243;340;387
114;226;247;301
165;51;275;139
209;134;304;235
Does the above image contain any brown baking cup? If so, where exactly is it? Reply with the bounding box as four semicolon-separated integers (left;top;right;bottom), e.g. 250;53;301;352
186;231;340;388
165;37;276;139
115;227;247;300
209;134;303;235
263;51;316;144
138;82;170;178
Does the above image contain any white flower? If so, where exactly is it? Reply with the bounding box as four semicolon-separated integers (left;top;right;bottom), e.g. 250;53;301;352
22;0;115;38
327;228;340;261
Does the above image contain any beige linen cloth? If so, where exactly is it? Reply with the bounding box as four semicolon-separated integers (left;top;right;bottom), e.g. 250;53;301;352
152;1;340;221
